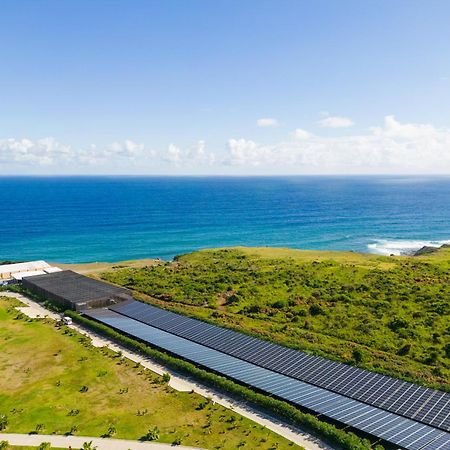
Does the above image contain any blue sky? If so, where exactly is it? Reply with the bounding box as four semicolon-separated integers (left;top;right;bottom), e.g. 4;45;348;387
1;0;450;175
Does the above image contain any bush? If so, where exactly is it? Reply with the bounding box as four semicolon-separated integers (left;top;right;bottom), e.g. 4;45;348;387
309;304;325;316
162;372;171;383
144;426;160;441
352;348;364;364
388;318;409;332
0;414;7;431
398;343;411;356
444;343;450;359
37;443;52;450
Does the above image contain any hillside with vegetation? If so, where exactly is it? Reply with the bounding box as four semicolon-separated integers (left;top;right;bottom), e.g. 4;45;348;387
102;246;450;391
0;296;300;450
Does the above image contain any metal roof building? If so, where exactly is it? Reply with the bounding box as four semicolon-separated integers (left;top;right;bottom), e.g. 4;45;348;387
12;270;48;281
0;260;50;280
22;270;133;311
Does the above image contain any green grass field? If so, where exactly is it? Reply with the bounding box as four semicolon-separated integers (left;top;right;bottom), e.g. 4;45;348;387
0;297;301;450
101;246;450;390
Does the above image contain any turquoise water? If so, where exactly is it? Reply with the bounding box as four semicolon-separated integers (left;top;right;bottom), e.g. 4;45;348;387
0;176;449;263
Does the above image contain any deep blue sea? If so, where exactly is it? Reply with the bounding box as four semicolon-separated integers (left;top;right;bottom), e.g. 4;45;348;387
0;176;449;263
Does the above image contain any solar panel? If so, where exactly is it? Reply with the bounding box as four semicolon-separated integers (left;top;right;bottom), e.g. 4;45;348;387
85;307;450;450
109;299;450;432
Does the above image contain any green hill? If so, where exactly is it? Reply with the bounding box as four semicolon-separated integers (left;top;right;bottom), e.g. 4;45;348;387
102;246;450;390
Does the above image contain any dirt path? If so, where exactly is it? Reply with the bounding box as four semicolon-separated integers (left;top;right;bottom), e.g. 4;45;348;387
3;291;335;450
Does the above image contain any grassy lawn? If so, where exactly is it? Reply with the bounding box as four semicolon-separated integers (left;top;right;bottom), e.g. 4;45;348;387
101;246;450;390
0;297;300;450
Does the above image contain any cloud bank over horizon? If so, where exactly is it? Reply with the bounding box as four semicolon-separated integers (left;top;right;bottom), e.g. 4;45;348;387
1;116;450;175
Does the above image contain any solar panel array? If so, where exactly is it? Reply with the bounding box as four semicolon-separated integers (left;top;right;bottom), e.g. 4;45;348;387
86;307;450;450
110;300;450;433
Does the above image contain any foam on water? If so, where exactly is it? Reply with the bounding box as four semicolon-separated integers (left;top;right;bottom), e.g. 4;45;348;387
368;239;450;256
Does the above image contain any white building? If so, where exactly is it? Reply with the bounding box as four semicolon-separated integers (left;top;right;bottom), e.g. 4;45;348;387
0;261;51;280
0;260;62;282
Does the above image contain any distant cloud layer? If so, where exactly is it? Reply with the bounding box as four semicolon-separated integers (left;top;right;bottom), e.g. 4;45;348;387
1;116;450;174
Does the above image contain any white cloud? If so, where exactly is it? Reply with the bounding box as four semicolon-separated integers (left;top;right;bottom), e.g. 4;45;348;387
0;138;149;167
224;116;450;172
256;118;278;128
106;140;144;158
227;139;268;166
292;128;312;140
0;137;73;166
163;141;215;166
318;115;354;128
2;116;450;174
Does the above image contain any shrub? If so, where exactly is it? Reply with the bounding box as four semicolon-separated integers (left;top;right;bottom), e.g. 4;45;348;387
398;343;411;356
444;343;450;359
272;300;287;309
162;372;171;383
144;426;160;441
424;351;439;366
37;443;51;450
0;414;7;431
352;348;364;364
104;425;116;437
388;318;409;332
309;304;325;316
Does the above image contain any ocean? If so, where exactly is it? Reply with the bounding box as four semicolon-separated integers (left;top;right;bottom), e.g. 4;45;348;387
0;176;449;263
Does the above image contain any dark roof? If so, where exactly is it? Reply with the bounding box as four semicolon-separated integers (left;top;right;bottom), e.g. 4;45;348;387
24;270;131;305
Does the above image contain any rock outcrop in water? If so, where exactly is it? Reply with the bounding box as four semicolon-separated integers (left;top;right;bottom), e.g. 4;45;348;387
413;244;450;256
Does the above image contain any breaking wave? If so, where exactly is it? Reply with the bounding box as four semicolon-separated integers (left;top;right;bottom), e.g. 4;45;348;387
367;239;450;256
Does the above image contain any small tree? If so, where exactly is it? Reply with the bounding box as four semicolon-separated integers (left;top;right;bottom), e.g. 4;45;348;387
144;426;160;441
81;441;97;450
38;442;52;450
162;372;170;383
105;425;116;437
0;414;7;431
67;425;78;435
0;441;9;450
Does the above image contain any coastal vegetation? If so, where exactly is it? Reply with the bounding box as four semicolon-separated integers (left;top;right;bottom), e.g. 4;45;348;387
101;246;450;390
0;297;300;450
